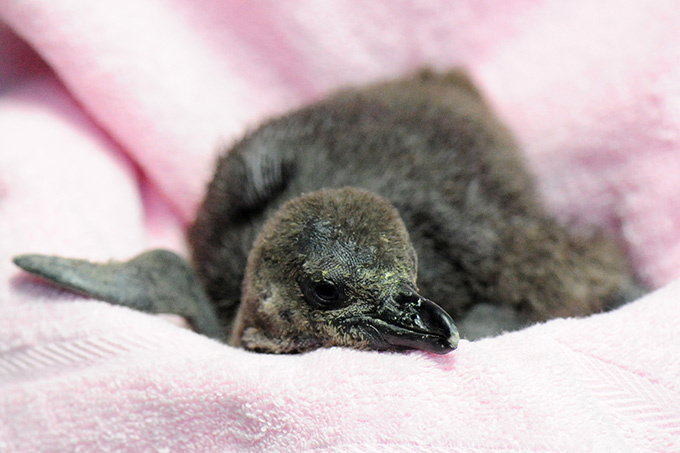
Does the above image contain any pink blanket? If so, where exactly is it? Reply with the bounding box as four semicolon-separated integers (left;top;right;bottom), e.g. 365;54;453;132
1;1;680;451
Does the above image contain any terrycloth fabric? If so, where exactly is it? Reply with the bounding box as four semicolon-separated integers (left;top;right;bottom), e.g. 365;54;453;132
1;1;679;451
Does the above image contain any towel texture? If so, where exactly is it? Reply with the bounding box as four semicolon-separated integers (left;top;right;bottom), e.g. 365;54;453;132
1;1;679;451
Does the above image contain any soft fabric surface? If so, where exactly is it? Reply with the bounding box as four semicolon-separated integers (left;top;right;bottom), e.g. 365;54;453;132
1;1;679;451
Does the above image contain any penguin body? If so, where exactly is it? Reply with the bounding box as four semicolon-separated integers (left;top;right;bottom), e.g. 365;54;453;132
190;70;642;344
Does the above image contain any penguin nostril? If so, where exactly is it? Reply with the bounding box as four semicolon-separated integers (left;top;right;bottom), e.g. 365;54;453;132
394;293;421;307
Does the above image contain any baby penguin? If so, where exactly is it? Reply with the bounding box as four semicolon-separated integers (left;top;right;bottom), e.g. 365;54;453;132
14;69;644;354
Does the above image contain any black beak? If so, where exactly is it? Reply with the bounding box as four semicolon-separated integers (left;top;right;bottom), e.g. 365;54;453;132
368;294;459;354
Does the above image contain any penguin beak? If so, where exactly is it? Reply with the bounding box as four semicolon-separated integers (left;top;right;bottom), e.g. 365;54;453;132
365;294;459;354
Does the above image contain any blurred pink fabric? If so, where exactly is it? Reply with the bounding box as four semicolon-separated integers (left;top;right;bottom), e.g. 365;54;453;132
1;1;679;451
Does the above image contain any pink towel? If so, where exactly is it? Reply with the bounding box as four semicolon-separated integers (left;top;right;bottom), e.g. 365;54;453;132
1;1;679;451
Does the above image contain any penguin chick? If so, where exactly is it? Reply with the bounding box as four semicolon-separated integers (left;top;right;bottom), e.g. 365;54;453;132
13;69;646;354
189;69;646;345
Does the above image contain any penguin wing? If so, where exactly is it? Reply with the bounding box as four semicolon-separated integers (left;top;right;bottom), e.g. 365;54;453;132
13;250;225;341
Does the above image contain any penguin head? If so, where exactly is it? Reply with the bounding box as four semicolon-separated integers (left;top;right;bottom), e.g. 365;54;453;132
232;187;459;354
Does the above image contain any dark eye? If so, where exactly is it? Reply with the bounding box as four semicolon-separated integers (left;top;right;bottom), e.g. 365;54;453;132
313;282;339;301
301;279;347;308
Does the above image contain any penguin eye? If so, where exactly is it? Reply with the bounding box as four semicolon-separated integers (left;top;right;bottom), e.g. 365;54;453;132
314;282;339;301
301;279;347;308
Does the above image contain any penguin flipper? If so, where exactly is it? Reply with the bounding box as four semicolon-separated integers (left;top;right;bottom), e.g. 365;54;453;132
13;249;225;341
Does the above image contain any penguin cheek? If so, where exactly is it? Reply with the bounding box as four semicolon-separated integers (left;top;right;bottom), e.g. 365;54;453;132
255;288;307;329
257;290;283;318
